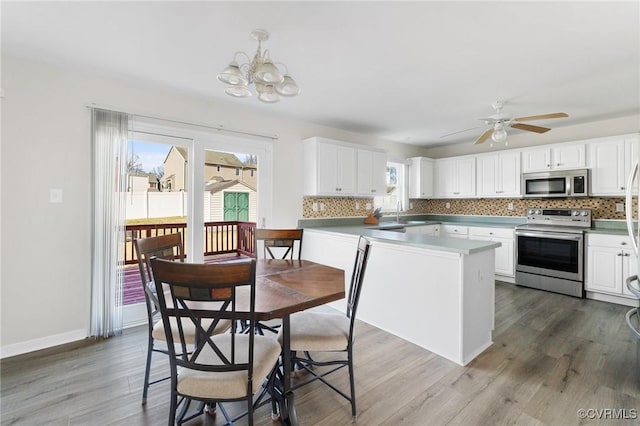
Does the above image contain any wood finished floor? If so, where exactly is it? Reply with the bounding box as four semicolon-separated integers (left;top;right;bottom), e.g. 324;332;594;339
2;282;639;426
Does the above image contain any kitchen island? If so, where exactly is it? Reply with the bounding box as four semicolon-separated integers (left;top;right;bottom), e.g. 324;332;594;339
300;225;499;366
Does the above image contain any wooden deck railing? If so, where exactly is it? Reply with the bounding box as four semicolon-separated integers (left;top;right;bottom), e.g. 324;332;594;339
123;221;256;264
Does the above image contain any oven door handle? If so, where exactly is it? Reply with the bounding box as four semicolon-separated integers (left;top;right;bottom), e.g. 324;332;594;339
625;160;638;255
515;231;583;241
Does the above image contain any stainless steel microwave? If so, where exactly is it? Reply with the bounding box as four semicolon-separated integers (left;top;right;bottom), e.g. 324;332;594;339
522;169;589;198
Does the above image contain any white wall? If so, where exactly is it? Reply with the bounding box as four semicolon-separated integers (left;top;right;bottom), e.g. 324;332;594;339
0;55;430;356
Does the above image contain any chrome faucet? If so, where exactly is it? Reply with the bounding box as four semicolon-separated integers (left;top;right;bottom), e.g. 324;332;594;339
396;201;402;222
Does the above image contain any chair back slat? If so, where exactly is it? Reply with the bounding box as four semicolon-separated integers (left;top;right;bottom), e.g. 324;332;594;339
150;257;258;374
255;228;303;259
347;236;372;337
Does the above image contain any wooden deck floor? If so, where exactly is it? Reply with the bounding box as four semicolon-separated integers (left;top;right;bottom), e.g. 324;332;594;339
2;282;639;425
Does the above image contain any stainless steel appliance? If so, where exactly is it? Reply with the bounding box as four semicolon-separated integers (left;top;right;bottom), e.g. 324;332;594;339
515;208;591;297
522;169;589;198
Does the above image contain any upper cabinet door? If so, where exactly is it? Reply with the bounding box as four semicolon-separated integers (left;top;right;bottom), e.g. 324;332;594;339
589;138;626;195
435;157;475;198
552;144;586;169
357;149;387;196
477;152;521;197
408;157;434;198
303;138;357;196
522;144;585;172
522;148;552;172
589;134;639;196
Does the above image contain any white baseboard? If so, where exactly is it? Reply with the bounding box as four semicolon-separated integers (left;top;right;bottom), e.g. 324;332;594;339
0;329;87;359
586;291;640;307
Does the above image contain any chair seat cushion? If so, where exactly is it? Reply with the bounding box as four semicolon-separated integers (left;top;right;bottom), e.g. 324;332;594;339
177;334;281;400
152;318;232;344
281;312;349;352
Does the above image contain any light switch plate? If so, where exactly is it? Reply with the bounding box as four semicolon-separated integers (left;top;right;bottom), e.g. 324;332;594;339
50;188;63;203
616;203;625;212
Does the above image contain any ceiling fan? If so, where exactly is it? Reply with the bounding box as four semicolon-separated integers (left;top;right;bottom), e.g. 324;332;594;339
449;101;568;146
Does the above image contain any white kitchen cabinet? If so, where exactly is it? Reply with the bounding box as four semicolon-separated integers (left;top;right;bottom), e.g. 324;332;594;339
521;144;586;172
357;149;387;196
586;233;638;298
589;134;639;196
468;227;515;277
304;137;388;197
435;157;476;198
476;151;521;197
408;157;434;199
405;224;440;236
441;224;468;239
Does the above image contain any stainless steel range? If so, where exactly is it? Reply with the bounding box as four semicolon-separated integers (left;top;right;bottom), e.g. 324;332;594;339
515;208;592;297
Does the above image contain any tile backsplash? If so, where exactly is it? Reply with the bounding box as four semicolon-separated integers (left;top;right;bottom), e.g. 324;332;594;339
303;196;636;220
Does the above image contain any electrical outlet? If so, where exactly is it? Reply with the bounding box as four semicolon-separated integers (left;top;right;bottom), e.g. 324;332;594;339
616;203;625;213
312;202;318;212
445;202;451;209
507;202;514;211
355;201;360;210
409;202;414;209
320;203;325;211
366;202;372;210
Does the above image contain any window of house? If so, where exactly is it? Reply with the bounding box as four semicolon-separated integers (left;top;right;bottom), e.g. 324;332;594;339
374;161;407;212
235;168;240;176
216;165;221;172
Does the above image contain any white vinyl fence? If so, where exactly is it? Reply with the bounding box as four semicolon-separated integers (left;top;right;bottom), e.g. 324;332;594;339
125;191;188;219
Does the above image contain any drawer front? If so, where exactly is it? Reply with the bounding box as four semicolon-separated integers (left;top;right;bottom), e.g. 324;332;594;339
587;233;633;249
442;225;468;236
468;226;514;239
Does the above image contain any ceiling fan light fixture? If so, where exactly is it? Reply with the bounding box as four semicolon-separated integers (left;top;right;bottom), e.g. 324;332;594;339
491;123;508;144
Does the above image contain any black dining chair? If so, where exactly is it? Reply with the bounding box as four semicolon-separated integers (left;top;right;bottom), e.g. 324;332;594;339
150;257;282;425
249;228;304;335
278;235;372;420
134;233;232;405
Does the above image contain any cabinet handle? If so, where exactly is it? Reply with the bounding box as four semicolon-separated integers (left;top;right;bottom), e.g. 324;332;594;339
557;163;561;167
621;186;625;190
489;232;493;235
617;252;623;256
622;242;627;245
454;192;460;195
371;189;376;193
547;164;551;168
625;253;631;257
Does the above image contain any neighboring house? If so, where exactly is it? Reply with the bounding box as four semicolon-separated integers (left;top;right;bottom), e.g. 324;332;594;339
127;173;160;192
204;179;257;222
161;146;257;191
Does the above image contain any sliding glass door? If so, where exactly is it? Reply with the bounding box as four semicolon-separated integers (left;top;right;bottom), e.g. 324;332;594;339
121;120;272;326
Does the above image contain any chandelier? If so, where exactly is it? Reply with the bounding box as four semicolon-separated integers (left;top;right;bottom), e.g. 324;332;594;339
217;29;300;103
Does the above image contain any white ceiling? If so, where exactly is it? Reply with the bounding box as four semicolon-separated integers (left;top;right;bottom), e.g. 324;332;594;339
2;1;639;147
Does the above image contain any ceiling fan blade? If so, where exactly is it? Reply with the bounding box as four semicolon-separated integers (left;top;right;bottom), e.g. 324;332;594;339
474;128;494;145
514;112;568;122
511;123;551;134
440;126;482;138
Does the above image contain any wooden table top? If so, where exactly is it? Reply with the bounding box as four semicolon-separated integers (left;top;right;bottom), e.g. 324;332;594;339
252;259;345;320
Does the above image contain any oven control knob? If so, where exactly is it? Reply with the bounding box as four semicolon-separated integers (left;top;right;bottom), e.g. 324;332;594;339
581;211;589;216
535;210;542;215
573;211;580;216
528;209;535;215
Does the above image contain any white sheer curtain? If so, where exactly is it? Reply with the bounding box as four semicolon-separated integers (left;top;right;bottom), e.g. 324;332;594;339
90;108;128;338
